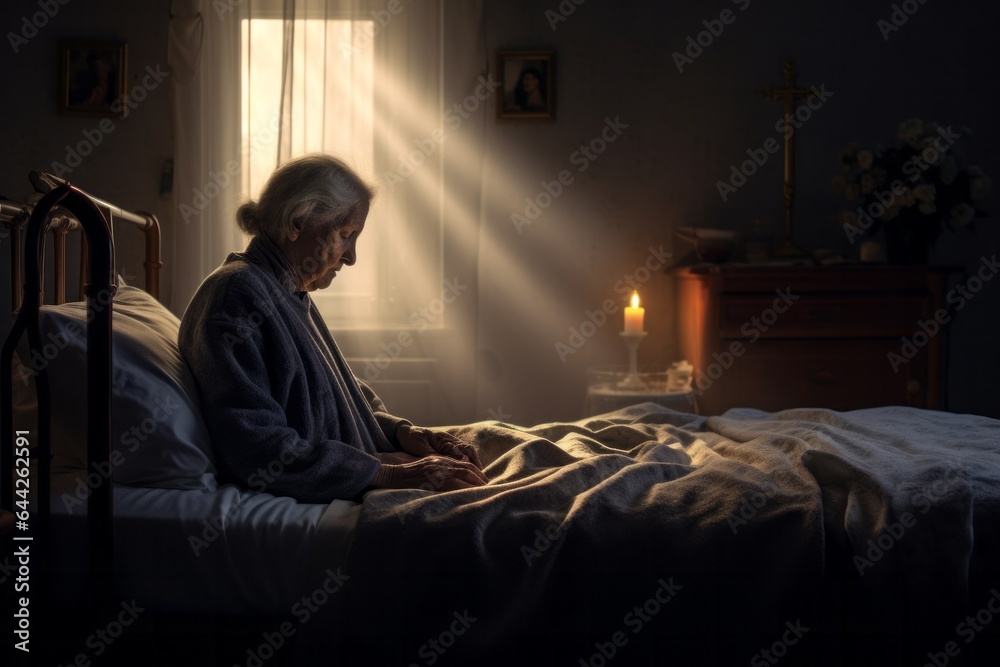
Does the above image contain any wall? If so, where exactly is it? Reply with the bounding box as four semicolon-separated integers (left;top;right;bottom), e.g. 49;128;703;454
2;0;996;427
473;0;999;425
0;0;173;331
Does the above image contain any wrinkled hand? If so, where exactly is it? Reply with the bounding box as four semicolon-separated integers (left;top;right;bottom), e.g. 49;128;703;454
371;455;489;491
373;451;420;465
397;425;483;470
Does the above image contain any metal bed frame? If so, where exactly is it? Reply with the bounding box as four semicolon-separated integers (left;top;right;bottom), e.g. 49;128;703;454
1;172;161;665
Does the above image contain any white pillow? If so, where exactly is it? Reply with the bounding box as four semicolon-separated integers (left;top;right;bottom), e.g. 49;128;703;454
12;286;217;491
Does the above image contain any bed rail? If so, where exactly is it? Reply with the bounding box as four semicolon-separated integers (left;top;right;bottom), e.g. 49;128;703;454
2;183;117;664
1;170;162;309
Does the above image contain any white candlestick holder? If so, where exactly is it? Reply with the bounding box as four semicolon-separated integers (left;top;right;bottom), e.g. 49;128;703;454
617;332;648;390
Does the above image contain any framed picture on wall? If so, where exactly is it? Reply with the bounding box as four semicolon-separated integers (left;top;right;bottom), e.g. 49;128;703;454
497;50;555;121
59;41;128;117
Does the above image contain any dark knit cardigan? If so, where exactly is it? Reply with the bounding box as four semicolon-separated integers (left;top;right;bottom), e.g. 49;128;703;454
179;234;408;502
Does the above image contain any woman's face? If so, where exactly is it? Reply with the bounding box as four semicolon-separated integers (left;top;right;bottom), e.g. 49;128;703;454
521;72;539;93
287;201;368;292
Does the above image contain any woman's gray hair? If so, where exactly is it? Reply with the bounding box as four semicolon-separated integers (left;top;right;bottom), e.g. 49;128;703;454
235;154;375;241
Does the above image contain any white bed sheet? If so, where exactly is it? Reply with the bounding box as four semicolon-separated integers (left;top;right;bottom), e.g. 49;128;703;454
49;474;361;617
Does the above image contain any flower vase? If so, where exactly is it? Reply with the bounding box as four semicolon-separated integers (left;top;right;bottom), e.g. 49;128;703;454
882;216;931;266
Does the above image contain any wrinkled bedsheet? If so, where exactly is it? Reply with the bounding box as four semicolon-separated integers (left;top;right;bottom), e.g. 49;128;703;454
296;404;1000;666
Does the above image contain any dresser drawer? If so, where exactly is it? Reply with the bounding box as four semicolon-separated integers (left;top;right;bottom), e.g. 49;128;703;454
674;266;950;415
718;294;929;339
710;339;928;411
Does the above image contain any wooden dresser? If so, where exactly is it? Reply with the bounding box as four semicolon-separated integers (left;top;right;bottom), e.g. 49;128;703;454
674;265;953;416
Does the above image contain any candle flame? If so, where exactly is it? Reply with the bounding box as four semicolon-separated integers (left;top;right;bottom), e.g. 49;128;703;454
630;291;640;309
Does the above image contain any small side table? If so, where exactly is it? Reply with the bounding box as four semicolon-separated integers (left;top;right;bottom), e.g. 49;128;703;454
585;366;697;416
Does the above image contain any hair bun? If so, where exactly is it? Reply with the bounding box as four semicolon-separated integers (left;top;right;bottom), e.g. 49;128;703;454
235;200;261;235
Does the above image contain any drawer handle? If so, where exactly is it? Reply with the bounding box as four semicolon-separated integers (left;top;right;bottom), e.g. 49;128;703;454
907;379;922;395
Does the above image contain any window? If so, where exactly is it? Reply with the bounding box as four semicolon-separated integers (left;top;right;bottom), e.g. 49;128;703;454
240;9;443;329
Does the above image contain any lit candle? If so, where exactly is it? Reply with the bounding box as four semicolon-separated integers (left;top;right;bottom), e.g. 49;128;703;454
623;291;645;335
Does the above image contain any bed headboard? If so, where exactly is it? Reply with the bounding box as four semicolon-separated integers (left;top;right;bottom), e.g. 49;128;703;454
2;170;162;309
1;175;162;661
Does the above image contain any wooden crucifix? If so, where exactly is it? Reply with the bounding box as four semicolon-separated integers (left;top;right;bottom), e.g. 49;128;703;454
759;59;816;258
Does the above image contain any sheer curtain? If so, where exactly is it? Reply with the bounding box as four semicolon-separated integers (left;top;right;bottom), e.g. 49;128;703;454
272;0;444;327
169;0;449;327
167;0;246;315
169;0;487;423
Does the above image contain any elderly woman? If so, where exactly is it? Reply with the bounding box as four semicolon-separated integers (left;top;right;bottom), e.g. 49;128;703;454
179;154;487;502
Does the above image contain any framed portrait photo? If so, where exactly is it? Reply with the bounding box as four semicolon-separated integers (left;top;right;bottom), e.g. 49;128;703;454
59;41;128;117
497;50;555;121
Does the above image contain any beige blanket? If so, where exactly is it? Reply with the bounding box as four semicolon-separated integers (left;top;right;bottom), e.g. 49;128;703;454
299;404;1000;666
